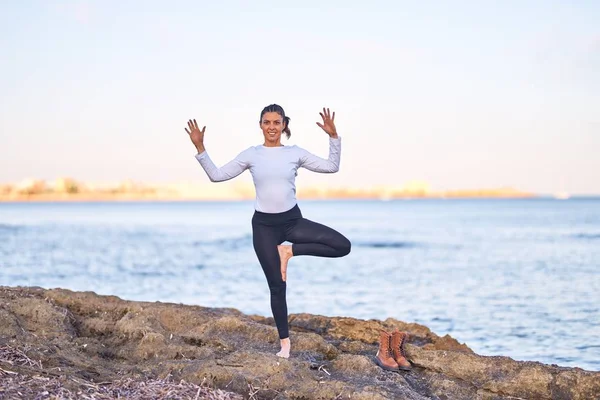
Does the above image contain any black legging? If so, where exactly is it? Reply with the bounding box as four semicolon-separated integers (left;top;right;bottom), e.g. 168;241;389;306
251;204;351;339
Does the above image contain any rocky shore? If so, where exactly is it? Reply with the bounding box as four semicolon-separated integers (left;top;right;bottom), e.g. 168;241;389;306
0;286;598;399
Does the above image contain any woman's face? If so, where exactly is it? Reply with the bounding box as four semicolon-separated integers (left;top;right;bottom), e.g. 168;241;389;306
260;112;285;146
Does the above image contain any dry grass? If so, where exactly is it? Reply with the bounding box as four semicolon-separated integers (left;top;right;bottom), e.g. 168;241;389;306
0;345;42;369
0;345;243;400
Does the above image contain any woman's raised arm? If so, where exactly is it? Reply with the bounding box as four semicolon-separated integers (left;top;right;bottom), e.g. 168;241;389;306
186;118;251;182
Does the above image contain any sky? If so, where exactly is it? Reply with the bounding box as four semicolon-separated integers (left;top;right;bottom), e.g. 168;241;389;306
1;0;599;195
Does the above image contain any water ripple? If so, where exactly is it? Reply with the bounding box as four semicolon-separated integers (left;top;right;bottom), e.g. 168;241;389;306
354;241;419;248
571;233;600;240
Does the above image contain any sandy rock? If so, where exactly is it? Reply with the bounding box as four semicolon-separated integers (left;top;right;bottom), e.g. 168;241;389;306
0;286;598;400
0;308;24;339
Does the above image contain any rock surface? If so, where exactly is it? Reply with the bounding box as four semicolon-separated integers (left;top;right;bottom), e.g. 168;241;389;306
0;286;598;399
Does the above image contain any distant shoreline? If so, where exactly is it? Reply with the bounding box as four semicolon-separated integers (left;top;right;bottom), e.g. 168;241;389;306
0;177;545;202
3;196;577;203
4;177;594;202
0;192;541;203
4;194;600;202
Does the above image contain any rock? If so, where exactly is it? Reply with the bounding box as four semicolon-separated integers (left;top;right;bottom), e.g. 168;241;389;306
0;308;24;339
0;286;598;400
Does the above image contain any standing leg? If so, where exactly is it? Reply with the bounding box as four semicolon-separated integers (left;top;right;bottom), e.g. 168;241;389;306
251;219;291;358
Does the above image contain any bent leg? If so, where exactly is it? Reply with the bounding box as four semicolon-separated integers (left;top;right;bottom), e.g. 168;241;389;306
286;218;351;258
252;221;289;339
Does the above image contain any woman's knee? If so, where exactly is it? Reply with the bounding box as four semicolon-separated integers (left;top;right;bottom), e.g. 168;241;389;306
323;230;351;257
337;236;351;256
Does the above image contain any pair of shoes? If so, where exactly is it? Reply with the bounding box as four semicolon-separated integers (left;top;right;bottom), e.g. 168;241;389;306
374;328;412;371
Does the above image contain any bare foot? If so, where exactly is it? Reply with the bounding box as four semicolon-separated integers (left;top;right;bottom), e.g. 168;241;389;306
277;245;293;282
277;337;291;358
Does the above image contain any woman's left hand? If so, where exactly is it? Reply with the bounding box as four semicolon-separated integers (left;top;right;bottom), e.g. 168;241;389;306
316;107;338;138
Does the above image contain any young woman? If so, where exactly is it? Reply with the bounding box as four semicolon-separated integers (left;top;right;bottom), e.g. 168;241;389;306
185;104;351;358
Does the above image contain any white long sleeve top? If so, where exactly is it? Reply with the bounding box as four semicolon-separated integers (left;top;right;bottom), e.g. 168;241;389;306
195;137;341;213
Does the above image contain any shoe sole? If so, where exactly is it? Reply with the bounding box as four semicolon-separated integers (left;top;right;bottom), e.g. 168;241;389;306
373;356;400;372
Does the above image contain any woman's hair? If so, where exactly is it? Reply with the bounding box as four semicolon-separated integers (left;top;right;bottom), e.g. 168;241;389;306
260;104;291;139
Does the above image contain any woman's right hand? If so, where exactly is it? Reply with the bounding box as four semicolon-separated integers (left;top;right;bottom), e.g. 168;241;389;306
185;119;206;152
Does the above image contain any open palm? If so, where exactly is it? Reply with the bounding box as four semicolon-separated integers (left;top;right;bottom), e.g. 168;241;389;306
185;119;205;149
316;108;338;138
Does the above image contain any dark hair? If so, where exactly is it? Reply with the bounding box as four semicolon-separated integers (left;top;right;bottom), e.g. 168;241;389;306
260;104;291;139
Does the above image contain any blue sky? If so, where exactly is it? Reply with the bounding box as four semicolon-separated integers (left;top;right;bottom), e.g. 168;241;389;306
1;1;598;194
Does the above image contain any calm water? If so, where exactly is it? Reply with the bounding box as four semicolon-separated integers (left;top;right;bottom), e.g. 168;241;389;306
1;199;599;371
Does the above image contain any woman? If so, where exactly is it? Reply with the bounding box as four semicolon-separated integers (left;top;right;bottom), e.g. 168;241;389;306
185;104;351;358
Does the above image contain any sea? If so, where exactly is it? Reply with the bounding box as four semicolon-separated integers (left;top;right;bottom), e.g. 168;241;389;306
0;198;598;371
